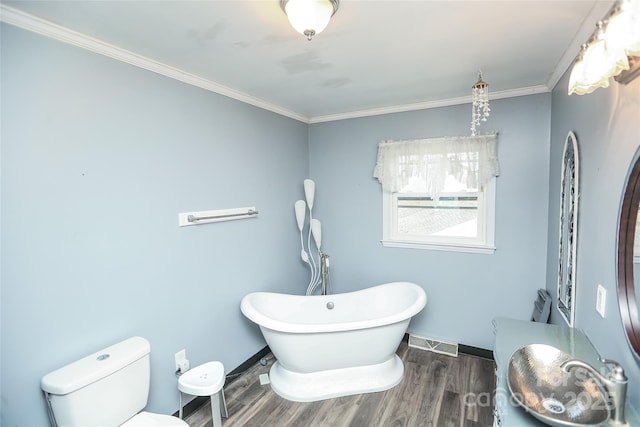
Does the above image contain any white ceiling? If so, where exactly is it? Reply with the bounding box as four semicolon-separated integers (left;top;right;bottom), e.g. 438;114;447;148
1;0;613;122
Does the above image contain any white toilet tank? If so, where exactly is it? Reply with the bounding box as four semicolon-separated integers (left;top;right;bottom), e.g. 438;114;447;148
41;336;151;427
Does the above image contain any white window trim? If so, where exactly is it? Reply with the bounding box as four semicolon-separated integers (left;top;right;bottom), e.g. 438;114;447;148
381;177;496;254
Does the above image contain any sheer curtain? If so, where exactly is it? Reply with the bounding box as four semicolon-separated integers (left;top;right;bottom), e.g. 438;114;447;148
373;134;499;195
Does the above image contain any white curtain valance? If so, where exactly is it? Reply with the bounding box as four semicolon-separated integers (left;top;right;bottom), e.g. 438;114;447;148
373;133;499;194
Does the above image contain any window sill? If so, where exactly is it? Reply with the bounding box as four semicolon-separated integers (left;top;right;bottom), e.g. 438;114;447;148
381;239;496;254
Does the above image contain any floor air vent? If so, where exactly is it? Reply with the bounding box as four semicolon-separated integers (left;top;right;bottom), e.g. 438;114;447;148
408;334;459;357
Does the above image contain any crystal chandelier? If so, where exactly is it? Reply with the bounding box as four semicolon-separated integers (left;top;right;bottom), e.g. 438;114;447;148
470;71;490;137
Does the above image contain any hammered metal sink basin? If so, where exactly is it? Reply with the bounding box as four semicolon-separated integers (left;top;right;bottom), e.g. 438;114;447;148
507;344;610;427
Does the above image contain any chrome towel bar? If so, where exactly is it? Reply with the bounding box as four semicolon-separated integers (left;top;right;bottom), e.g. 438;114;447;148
178;207;258;227
188;209;258;222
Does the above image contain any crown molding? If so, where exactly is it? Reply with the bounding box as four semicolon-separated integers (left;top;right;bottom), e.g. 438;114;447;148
309;85;550;124
1;4;553;126
0;4;310;123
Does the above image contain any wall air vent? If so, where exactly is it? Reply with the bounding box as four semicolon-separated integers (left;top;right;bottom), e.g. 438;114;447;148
408;334;459;357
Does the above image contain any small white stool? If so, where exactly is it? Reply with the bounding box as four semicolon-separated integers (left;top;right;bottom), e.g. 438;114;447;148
178;361;228;427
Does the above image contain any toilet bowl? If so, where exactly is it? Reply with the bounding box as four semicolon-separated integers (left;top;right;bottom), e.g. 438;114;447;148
41;337;187;427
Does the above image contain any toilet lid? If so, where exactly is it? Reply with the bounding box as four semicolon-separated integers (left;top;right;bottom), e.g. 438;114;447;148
120;411;189;427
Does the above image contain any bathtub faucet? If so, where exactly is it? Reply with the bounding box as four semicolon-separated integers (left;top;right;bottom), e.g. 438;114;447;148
320;252;330;295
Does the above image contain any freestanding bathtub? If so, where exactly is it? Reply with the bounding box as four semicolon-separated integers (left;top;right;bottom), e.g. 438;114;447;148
240;281;427;402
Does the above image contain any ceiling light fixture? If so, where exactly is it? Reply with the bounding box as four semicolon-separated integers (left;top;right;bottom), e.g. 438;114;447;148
568;0;640;95
471;71;490;137
280;0;339;41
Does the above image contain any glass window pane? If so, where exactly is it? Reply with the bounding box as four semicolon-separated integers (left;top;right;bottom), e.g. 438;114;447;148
397;195;479;238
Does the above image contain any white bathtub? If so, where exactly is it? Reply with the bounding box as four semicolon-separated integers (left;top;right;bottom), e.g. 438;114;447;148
240;281;427;402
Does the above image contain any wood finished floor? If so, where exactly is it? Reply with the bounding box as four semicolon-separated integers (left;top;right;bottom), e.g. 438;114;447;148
184;342;496;427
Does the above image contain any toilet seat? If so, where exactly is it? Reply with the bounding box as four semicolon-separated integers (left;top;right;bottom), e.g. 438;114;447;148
120;411;188;427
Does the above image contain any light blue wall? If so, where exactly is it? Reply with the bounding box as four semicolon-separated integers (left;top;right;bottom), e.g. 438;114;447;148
5;13;640;426
546;69;640;409
308;94;552;350
1;25;309;427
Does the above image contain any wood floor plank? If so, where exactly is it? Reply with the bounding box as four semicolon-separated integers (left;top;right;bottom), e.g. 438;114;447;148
463;356;495;425
347;391;386;427
437;390;464;427
184;342;496;427
289;398;334;427
412;357;448;426
442;354;471;395
375;360;430;426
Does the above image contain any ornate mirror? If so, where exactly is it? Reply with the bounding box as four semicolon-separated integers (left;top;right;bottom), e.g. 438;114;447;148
617;154;640;356
557;132;579;326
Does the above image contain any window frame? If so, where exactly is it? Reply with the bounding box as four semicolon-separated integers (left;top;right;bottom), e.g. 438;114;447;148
381;177;496;254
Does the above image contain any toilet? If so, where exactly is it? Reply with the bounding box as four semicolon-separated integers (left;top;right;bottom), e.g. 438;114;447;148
41;336;188;427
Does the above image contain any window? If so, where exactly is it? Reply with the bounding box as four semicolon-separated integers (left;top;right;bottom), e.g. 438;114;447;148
374;134;498;254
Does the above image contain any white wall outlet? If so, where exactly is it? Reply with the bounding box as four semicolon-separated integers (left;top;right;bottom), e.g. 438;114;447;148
175;349;187;371
596;284;606;318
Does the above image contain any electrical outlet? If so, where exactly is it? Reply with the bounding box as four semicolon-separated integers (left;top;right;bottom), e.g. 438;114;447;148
175;349;187;371
596;284;606;318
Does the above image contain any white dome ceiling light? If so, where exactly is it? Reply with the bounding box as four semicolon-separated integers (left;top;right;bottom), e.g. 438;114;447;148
280;0;339;41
